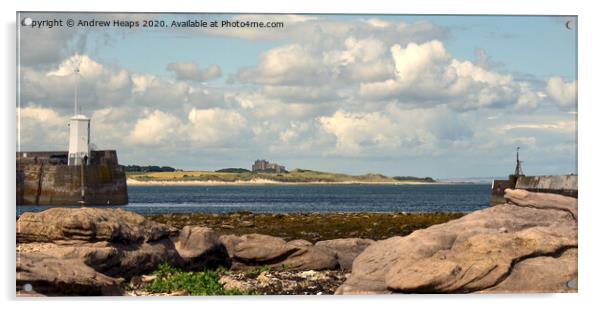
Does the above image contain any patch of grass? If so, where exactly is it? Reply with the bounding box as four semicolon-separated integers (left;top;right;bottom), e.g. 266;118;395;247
141;263;251;296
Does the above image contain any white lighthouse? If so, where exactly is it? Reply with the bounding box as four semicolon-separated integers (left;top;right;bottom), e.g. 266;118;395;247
67;62;91;166
68;115;90;165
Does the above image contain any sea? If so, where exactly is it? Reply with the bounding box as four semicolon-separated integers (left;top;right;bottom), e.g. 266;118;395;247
16;184;491;216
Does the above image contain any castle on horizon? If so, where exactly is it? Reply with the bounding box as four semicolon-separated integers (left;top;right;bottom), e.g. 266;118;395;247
252;159;287;173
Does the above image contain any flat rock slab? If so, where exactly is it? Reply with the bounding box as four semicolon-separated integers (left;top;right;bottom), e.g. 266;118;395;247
337;190;578;294
17;252;123;296
17;238;180;280
17;207;172;244
220;233;340;271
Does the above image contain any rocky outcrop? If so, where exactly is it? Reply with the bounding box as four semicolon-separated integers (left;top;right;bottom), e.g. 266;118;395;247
17;252;123;296
17;238;180;281
17;207;173;243
484;248;577;293
336;189;578;294
315;238;375;270
219;234;339;271
172;226;230;270
16;208;227;296
16;207;361;296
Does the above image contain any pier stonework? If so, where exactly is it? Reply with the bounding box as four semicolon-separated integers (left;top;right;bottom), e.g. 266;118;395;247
16;150;128;206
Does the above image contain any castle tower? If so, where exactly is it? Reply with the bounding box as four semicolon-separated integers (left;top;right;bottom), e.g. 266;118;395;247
67;61;91;166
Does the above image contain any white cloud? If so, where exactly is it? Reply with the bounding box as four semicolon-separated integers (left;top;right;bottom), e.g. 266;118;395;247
127;110;181;146
186;108;248;145
501;120;576;131
16;16;576;176
22;55;133;112
167;63;222;82
359;40;542;111
546;76;577;107
17;105;68;149
130;73;190;107
319;110;397;154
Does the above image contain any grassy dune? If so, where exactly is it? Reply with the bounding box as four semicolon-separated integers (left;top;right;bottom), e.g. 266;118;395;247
127;169;435;184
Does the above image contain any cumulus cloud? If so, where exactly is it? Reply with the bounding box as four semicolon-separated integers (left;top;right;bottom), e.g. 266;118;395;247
131;73;189;107
167;63;222;82
203;15;445;46
319;110;401;154
359;40;543;111
228;17;446;103
21;55;132;113
17;105;68;149
233;44;323;86
317;105;474;156
127;110;181;146
187;108;248;145
16;14;576;176
546;76;577;107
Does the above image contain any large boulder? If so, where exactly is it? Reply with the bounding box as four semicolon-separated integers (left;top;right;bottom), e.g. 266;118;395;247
173;226;230;270
272;245;339;271
315;238;375;270
17;207;172;244
336;189;578;294
219;234;339;271
17;252;123;296
222;234;299;264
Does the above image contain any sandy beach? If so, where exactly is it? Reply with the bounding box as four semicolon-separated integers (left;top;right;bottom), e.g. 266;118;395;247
126;178;437;186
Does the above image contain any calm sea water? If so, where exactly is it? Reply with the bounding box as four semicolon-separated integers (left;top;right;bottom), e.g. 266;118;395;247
16;184;491;216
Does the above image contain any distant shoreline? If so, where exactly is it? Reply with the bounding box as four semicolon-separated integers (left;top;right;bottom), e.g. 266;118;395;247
126;178;439;186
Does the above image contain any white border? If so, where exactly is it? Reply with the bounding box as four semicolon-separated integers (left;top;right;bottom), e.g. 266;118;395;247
2;1;600;309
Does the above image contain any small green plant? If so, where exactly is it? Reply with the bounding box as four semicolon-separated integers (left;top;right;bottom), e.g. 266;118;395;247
245;265;272;278
141;263;248;296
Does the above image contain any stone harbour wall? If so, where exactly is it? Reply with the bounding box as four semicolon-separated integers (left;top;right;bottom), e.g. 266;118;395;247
16;150;128;206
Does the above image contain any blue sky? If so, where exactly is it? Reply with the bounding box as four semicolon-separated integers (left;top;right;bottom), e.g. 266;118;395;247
17;13;577;178
87;14;577;81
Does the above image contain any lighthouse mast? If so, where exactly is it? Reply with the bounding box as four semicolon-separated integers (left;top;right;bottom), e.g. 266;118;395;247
67;56;91;166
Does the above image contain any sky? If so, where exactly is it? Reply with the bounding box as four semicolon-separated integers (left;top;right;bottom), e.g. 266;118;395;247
16;12;577;178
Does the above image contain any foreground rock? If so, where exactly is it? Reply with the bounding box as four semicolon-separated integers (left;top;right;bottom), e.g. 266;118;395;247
16;208;230;296
17;207;364;296
219;234;339;271
336;189;578;294
17;252;123;296
315;238;375;270
173;226;230;270
17;207;172;243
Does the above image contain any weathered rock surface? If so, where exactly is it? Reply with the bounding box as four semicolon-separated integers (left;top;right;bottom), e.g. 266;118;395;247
17;207;172;243
219;233;339;271
17;252;123;296
229;234;299;263
315;238;375;270
336;189;578;294
17;238;180;280
484;248;577;293
504;189;578;221
172;226;230;270
272;245;339;270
